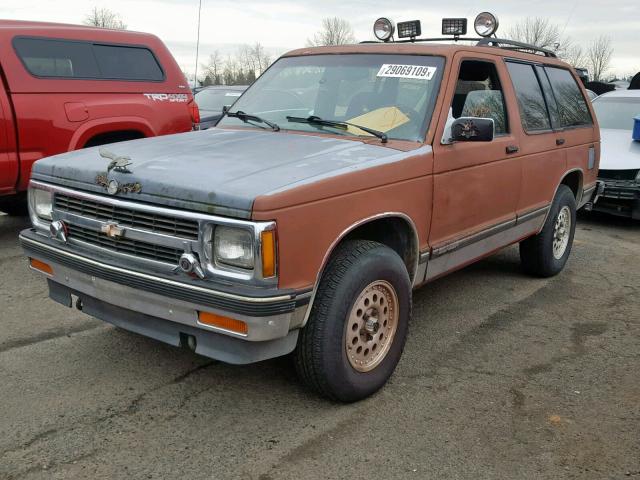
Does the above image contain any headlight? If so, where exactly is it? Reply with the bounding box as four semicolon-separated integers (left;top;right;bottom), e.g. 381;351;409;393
213;226;254;269
28;188;53;220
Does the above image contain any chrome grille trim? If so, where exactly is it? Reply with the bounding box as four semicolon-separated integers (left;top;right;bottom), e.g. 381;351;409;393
66;224;183;264
55;193;199;240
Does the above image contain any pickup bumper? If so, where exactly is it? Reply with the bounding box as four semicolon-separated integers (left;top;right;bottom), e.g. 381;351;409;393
20;229;310;364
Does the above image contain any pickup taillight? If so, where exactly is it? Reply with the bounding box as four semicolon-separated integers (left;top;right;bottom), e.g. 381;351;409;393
188;100;200;125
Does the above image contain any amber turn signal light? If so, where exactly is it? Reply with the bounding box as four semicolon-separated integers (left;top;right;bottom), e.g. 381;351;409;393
261;229;276;278
198;311;248;335
29;258;53;275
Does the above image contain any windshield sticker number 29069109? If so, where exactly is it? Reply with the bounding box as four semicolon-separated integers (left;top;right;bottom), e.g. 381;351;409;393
376;64;437;80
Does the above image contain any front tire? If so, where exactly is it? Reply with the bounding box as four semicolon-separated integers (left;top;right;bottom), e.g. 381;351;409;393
294;240;411;402
520;185;577;277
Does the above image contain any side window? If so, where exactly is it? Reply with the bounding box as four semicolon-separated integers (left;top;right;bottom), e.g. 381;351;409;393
451;60;508;134
534;66;561;129
544;67;592;128
506;62;551;132
13;37;164;81
13;37;99;78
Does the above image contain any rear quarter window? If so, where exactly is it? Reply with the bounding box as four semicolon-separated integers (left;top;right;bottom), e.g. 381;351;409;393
13;37;164;81
544;67;592;128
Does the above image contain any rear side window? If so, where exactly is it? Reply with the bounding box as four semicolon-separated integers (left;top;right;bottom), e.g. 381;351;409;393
544;67;592;128
506;62;551;132
13;37;164;81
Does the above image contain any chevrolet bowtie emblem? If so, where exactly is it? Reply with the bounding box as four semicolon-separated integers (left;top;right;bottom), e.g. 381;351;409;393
101;222;125;239
100;147;133;174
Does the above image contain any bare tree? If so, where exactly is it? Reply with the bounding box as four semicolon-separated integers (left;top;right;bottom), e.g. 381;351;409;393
508;17;562;50
83;7;127;29
508;17;587;68
306;17;356;46
587;35;613;82
201;51;224;86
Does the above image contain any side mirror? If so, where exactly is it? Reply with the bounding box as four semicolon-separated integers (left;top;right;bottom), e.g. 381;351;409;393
450;117;495;142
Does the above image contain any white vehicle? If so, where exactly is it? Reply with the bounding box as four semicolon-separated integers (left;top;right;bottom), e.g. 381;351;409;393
591;89;640;219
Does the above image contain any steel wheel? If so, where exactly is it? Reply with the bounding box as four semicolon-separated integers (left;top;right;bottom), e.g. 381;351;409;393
552;205;571;259
345;280;399;372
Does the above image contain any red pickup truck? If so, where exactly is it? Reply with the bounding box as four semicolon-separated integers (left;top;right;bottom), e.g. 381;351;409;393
0;20;197;215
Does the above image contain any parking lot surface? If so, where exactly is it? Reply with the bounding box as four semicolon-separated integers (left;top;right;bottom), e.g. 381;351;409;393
1;212;638;480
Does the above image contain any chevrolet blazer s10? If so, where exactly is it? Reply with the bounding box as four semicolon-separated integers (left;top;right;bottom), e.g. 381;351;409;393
21;14;601;401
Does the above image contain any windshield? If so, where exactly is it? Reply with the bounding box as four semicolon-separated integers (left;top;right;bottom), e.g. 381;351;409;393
593;96;640;130
217;54;445;142
195;89;244;112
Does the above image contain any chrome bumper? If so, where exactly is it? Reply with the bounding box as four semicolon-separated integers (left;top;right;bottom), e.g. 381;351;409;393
20;230;310;363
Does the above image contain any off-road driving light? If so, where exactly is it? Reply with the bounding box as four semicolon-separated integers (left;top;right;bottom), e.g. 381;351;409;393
28;187;53;220
474;12;499;37
214;226;254;269
442;18;467;36
373;17;395;42
397;20;421;39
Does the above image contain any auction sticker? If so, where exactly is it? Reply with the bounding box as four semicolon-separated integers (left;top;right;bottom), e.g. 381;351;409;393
376;64;437;80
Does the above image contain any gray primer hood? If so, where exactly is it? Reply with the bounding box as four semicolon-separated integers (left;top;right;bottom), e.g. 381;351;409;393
31;128;419;219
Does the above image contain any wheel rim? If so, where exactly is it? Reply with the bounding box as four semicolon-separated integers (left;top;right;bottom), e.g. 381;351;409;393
345;280;399;373
552;206;571;259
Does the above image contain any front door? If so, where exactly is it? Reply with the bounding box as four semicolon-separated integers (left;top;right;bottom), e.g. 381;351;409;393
427;53;522;280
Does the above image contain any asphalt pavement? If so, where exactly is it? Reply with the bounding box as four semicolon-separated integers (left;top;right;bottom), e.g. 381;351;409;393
1;211;638;480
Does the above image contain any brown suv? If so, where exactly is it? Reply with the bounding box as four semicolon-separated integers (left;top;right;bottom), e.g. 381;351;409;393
21;14;600;402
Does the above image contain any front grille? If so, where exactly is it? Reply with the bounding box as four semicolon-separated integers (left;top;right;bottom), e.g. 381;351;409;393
55;194;199;240
598;169;639;181
67;224;182;264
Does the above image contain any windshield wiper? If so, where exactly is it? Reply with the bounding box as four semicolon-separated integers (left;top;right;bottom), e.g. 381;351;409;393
286;115;388;143
225;110;280;131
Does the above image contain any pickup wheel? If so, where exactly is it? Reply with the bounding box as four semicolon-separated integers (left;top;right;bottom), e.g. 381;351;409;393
294;240;411;402
519;185;576;277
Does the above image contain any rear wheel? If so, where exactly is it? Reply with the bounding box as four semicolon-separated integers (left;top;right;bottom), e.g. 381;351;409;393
294;240;411;402
520;185;576;277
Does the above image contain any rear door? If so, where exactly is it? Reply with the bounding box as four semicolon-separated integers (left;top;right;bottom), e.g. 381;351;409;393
505;61;566;217
0;73;18;195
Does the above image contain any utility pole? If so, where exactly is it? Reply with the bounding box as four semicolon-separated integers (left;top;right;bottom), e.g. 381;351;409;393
193;0;202;88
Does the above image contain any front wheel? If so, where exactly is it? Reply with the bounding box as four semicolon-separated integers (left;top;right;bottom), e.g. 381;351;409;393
294;240;411;402
520;185;577;277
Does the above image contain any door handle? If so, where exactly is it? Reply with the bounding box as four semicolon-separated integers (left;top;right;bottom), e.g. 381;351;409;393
556;138;566;146
506;145;519;154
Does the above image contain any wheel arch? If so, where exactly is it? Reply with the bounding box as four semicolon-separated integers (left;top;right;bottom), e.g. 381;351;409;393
559;168;584;203
300;213;420;327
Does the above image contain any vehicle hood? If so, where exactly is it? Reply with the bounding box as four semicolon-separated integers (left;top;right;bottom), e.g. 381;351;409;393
31;128;416;219
599;128;640;170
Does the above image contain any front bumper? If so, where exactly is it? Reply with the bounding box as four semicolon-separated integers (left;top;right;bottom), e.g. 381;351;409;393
20;229;310;363
592;178;640;219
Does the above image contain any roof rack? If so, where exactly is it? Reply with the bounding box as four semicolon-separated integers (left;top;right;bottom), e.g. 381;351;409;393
360;37;557;58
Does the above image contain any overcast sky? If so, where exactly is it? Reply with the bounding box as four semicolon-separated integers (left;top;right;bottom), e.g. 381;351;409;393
2;0;639;78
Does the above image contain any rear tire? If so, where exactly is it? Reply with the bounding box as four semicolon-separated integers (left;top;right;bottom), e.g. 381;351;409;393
520;185;576;277
294;240;411;402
